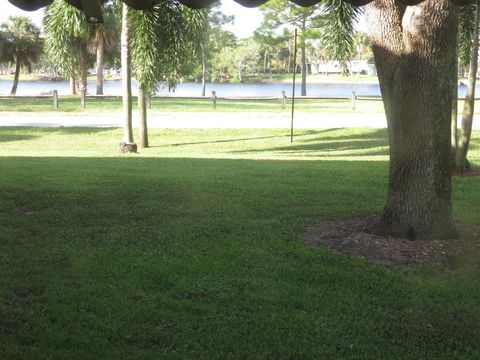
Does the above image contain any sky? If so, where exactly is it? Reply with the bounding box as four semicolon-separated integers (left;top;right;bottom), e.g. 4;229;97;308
2;2;257;34
1;1;365;38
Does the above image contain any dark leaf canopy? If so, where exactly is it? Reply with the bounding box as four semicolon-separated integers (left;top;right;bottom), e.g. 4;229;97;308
8;0;475;12
8;0;474;23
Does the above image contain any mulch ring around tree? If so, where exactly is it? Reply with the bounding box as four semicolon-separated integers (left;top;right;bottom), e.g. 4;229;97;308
452;169;480;177
301;217;480;269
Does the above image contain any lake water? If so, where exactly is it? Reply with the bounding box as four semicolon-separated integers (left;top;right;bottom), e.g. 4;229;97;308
0;79;474;98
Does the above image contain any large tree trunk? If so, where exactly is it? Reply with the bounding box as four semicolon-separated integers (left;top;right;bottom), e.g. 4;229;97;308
366;0;458;240
138;87;149;148
121;3;134;146
10;52;21;95
96;33;104;96
456;0;480;171
201;43;206;97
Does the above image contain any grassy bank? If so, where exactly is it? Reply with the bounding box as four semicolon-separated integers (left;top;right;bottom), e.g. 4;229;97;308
1;127;479;359
0;96;384;114
2;96;480;116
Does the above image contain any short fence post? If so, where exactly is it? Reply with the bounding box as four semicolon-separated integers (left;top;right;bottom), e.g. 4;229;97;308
281;90;286;109
81;89;86;109
352;90;356;111
53;90;58;110
211;90;217;110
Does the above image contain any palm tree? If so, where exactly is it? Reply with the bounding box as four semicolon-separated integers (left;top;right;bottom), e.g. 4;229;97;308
1;16;42;95
43;0;91;94
87;4;120;95
128;2;207;148
43;0;120;95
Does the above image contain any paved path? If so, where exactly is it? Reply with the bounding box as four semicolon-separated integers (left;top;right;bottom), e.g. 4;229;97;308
1;111;479;129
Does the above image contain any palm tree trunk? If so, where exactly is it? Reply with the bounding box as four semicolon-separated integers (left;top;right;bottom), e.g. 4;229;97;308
301;45;307;96
96;34;104;96
79;51;88;94
201;43;206;97
70;68;77;96
301;23;307;97
456;0;480;171
10;52;21;95
451;48;458;156
138;87;148;148
121;3;134;146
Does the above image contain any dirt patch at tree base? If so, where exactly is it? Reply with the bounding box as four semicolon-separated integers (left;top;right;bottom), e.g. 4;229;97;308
301;217;480;269
453;169;480;177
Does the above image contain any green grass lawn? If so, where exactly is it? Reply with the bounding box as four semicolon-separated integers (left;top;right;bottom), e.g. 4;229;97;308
1;127;479;359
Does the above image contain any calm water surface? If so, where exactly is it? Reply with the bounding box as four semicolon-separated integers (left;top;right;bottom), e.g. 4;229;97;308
0;79;474;98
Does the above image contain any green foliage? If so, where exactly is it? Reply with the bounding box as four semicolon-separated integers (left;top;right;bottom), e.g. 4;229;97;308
257;0;361;75
459;3;476;68
129;1;207;92
43;0;89;74
317;0;361;72
43;0;119;76
0;16;42;72
211;38;261;82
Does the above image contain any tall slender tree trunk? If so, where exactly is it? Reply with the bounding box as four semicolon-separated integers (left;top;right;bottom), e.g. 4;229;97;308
201;43;207;97
366;0;458;240
301;45;307;96
138;87;148;148
121;3;134;146
456;0;480;171
70;68;77;96
301;23;307;96
10;52;21;95
79;51;88;94
96;33;104;96
451;46;458;157
264;51;268;74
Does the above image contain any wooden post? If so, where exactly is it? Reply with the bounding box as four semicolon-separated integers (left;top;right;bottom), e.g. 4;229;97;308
53;90;58;110
281;90;286;109
81;89;86;109
212;90;217;110
352;90;356;111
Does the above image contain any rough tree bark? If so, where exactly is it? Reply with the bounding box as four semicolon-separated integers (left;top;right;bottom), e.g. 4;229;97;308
366;0;458;240
121;2;134;147
456;0;479;171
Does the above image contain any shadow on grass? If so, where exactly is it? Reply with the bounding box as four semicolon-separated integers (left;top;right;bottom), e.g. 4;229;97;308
1;155;480;359
232;129;389;157
0;134;38;143
160;135;289;147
